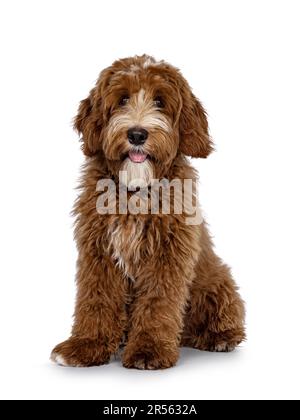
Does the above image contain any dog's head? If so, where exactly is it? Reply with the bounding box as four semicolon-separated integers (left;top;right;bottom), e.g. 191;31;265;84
74;55;213;188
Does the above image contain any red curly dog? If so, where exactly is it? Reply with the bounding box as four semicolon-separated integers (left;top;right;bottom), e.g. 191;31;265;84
51;55;245;369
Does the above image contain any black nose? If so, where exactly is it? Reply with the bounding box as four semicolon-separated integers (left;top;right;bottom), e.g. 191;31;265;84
127;127;148;145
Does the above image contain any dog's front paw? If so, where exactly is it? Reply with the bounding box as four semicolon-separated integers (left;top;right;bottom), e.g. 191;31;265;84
123;341;179;370
50;337;111;367
123;352;175;370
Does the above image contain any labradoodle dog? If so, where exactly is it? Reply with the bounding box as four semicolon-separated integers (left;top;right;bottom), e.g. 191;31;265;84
51;55;245;369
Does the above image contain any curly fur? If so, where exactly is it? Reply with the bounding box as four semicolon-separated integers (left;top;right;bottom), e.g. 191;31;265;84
51;55;245;370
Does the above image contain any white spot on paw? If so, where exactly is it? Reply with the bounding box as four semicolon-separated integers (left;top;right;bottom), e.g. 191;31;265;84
214;342;235;352
51;352;69;367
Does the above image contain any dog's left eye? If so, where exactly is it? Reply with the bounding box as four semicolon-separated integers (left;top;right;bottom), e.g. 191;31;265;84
153;96;164;108
119;95;130;106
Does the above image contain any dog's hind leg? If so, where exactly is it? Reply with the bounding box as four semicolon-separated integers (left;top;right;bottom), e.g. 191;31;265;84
181;224;246;352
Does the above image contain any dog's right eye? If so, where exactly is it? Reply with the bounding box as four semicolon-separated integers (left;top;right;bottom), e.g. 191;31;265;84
119;96;130;106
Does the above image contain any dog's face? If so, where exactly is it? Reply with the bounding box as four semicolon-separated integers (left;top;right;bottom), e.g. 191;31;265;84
74;55;213;188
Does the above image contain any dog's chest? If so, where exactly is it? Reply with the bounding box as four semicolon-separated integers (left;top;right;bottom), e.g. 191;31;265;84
106;217;146;276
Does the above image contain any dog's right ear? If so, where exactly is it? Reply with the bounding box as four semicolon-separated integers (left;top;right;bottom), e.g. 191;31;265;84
74;88;103;157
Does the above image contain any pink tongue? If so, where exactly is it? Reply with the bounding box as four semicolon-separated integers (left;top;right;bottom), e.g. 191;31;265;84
128;151;147;163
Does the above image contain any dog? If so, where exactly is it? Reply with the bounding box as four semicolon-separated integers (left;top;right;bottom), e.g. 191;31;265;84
51;55;245;369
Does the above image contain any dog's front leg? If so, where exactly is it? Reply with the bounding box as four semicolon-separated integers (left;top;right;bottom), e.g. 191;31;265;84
51;253;127;367
122;238;198;370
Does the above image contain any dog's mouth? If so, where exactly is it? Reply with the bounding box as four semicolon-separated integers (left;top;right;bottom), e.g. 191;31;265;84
128;150;148;163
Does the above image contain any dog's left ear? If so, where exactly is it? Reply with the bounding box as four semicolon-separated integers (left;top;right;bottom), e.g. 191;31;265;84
179;83;214;158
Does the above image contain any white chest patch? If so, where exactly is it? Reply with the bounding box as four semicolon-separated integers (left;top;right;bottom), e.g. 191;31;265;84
107;218;145;276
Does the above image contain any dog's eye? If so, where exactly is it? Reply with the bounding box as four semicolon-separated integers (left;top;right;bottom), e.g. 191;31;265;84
119;95;130;106
153;96;164;108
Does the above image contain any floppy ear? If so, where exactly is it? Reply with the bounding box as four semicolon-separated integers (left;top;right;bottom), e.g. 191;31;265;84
74;87;103;157
179;84;213;158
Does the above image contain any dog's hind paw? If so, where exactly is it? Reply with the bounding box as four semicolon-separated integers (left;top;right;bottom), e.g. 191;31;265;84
212;341;237;352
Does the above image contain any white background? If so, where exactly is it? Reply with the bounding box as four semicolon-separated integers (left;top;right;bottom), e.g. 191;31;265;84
0;0;299;400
